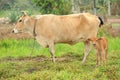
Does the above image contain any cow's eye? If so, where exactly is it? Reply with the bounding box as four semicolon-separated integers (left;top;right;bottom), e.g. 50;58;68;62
19;20;22;22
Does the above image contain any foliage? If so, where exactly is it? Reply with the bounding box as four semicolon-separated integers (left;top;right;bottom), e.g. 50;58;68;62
0;0;39;22
72;0;108;14
97;26;111;38
96;0;108;15
95;0;120;15
111;0;120;15
0;0;15;10
0;0;34;10
8;9;21;23
33;0;72;14
0;0;120;16
72;0;120;15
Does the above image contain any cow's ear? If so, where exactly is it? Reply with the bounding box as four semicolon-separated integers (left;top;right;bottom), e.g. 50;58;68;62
21;11;27;16
86;38;91;42
87;38;91;41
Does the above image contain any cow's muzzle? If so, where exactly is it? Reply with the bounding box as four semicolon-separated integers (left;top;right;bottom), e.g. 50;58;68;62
12;28;18;33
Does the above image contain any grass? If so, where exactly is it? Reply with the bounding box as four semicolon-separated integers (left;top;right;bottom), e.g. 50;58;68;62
0;10;10;17
0;37;120;80
0;37;120;57
0;39;84;58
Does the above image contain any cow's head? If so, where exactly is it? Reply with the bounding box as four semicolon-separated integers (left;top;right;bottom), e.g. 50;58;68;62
87;37;102;46
12;12;31;33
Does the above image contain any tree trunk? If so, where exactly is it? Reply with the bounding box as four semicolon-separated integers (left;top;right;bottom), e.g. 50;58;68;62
108;0;111;16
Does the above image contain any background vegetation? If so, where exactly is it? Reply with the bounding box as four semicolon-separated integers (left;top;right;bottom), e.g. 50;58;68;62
0;0;120;23
33;0;72;14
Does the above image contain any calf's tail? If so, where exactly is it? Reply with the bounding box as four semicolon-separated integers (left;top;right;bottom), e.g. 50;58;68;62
98;16;104;27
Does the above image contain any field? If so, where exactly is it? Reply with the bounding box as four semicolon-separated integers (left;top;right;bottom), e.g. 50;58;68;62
0;36;120;80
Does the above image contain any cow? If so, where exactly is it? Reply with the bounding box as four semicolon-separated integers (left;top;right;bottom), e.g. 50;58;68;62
12;12;103;63
87;37;108;66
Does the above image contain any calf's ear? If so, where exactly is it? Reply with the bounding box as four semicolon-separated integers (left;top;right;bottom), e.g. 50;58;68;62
86;38;92;42
97;38;102;40
87;38;91;41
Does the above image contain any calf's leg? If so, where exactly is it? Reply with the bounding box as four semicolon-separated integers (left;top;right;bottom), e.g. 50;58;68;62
105;49;108;65
101;51;106;65
96;51;101;66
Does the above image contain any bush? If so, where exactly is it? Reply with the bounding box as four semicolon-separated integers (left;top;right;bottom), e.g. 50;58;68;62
8;9;36;23
8;9;21;23
33;0;72;15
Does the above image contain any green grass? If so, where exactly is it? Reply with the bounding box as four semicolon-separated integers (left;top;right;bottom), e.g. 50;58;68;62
0;39;84;58
0;37;120;80
0;37;120;58
0;10;10;17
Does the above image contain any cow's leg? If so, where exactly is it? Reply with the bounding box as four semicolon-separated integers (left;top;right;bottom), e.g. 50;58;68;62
82;41;91;64
49;42;55;63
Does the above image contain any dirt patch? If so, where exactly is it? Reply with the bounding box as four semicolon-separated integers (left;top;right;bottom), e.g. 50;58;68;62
0;55;48;62
0;54;82;63
0;23;33;40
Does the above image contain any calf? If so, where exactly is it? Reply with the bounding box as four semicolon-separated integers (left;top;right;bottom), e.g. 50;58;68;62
88;37;108;66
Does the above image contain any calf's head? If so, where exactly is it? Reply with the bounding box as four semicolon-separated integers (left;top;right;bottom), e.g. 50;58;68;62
87;37;102;47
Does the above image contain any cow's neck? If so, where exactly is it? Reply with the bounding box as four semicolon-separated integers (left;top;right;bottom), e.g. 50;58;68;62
33;19;37;37
25;17;37;37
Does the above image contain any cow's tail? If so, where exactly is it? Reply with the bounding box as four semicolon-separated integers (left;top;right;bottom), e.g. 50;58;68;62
98;16;104;27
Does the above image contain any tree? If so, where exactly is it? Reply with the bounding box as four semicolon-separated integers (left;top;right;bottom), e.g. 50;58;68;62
108;0;111;16
93;0;96;15
33;0;72;14
111;0;120;15
0;0;15;10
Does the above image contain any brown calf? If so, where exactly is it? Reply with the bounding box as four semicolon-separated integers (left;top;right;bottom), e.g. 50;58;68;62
88;37;108;66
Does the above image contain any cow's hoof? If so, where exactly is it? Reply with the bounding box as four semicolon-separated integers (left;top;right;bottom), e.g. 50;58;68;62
52;58;56;63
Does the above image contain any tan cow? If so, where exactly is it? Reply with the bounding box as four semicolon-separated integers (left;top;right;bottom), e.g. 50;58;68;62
12;12;103;63
87;37;108;66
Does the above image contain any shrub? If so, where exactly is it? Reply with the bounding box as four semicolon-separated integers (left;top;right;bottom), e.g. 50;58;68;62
8;9;21;23
33;0;72;15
